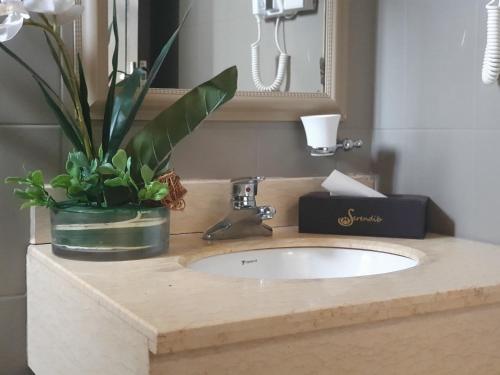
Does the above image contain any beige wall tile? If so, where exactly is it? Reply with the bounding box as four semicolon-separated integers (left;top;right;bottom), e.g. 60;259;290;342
0;296;31;375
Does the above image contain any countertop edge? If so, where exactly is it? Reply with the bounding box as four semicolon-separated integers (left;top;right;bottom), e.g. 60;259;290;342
154;284;500;354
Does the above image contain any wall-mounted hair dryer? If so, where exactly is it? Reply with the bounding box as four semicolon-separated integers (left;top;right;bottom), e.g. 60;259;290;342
251;0;317;92
252;0;316;19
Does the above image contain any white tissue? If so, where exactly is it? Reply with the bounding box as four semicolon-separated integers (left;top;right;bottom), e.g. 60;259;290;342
321;170;387;198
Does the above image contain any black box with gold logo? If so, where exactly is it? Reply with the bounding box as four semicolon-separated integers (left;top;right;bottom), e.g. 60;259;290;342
299;193;429;239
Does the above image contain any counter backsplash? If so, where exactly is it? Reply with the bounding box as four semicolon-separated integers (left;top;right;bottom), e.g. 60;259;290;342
30;176;376;245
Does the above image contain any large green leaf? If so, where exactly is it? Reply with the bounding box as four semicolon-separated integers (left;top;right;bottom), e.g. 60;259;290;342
126;66;238;178
43;35;94;153
43;32;75;106
104;10;190;160
0;33;88;155
105;68;143;157
43;33;94;158
0;42;58;98
32;76;86;153
101;0;119;155
77;54;93;150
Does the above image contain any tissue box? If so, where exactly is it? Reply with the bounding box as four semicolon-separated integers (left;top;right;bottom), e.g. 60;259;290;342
299;193;429;239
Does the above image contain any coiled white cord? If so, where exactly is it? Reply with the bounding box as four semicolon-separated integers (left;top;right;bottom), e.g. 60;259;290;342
482;0;500;84
251;15;290;92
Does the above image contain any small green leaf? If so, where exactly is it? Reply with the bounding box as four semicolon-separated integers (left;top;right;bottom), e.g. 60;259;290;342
80;182;93;191
85;174;99;186
30;170;44;187
90;159;98;173
66;162;80;178
68;184;84;196
149;181;162;194
26;186;44;198
4;177;26;184
69;176;81;186
138;181;169;202
50;174;72;189
138;188;147;201
67;151;89;169
98;145;104;161
104;177;127;188
111;149;127;172
14;189;32;200
140;165;154;184
6;170;56;208
97;163;116;175
152;187;168;201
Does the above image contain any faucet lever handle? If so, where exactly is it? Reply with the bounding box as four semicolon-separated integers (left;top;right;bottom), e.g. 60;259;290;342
231;176;265;198
258;206;276;220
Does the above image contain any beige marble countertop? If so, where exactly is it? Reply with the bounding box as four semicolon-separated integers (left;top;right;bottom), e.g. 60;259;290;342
28;228;500;355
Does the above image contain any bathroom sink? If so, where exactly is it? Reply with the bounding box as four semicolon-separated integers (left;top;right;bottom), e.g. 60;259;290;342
188;247;418;280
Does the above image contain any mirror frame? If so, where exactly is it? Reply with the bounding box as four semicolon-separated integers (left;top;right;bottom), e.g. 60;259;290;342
76;0;347;122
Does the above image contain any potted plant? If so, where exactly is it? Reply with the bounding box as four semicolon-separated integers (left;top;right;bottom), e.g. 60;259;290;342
1;0;238;260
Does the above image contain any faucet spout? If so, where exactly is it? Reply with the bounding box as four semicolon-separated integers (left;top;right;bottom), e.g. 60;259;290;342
202;177;276;241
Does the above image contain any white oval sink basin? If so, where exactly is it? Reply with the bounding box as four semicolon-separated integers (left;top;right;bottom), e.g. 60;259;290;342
188;247;419;280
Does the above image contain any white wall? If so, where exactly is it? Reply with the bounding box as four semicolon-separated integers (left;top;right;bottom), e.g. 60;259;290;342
372;0;500;243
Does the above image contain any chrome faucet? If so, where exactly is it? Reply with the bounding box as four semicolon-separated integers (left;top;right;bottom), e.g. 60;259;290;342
203;177;276;240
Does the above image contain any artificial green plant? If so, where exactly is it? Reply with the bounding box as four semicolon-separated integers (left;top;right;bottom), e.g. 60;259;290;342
2;1;238;209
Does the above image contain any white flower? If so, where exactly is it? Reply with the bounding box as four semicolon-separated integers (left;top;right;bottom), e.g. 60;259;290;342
24;0;74;14
24;0;83;25
0;0;83;42
0;1;29;42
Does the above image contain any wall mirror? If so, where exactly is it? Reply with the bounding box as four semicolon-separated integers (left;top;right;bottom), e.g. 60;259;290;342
78;0;346;121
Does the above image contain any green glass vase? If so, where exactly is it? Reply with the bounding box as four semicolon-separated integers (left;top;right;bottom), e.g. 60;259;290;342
50;204;169;261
